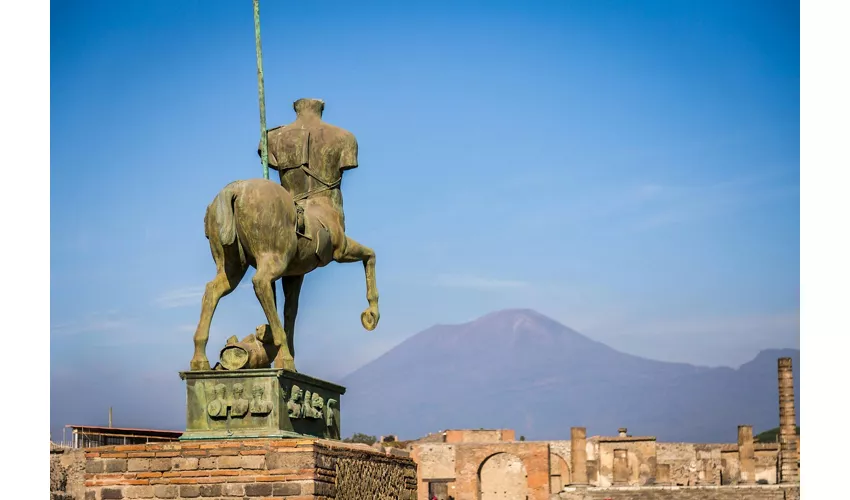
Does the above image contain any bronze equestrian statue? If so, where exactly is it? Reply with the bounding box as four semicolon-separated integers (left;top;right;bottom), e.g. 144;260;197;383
190;98;379;372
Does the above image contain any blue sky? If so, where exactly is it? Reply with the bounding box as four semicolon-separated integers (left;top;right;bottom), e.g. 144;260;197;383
50;0;799;438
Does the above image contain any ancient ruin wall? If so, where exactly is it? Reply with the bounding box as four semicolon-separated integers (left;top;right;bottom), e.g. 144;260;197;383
593;438;657;487
329;445;418;500
479;452;528;500
548;441;573;490
719;449;740;485
444;429;512;444
655;443;725;486
558;485;799;500
83;438;417;500
755;446;779;484
50;446;86;500
453;442;552;500
411;443;456;480
548;441;572;465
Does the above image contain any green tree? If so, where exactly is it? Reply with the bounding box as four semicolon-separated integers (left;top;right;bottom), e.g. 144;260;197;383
342;433;377;445
755;426;799;443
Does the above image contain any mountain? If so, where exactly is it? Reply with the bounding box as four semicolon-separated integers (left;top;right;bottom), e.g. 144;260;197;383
339;309;800;443
755;426;799;443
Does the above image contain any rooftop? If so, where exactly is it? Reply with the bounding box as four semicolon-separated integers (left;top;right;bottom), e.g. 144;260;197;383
66;424;183;437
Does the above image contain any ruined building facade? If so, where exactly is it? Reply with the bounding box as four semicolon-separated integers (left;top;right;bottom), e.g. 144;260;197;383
407;358;799;500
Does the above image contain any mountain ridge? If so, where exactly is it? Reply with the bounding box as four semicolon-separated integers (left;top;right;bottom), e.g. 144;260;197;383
340;308;799;443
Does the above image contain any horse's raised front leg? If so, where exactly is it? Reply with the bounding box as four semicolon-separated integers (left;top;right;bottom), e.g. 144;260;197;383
335;237;380;331
282;275;305;369
191;259;246;371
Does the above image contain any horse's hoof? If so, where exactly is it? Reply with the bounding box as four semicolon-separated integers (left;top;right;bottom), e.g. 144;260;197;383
361;308;380;331
190;358;211;371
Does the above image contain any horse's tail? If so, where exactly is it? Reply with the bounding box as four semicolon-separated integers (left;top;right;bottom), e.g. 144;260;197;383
214;182;240;246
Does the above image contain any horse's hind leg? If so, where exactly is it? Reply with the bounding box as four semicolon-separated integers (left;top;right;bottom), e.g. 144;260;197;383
334;236;380;331
252;256;295;371
282;275;305;364
190;243;246;371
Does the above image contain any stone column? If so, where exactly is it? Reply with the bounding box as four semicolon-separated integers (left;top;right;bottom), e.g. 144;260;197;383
737;425;755;483
570;427;588;485
778;357;799;483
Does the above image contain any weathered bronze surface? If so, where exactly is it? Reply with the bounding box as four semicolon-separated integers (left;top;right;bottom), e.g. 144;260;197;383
190;98;380;373
178;369;345;440
218;326;278;370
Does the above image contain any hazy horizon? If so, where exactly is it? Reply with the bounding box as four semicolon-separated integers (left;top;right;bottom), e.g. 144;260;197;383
49;307;798;440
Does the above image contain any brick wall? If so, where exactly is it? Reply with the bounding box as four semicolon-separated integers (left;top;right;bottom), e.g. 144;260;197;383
453;442;550;500
557;485;800;500
83;438;417;499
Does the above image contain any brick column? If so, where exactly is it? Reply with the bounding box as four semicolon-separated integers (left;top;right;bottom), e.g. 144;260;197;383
778;357;799;483
737;425;755;483
570;427;588;485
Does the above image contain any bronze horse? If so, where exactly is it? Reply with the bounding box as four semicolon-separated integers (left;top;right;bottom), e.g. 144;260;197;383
189;99;379;372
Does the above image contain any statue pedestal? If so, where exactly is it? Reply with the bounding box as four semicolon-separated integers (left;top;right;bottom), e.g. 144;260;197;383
178;369;345;441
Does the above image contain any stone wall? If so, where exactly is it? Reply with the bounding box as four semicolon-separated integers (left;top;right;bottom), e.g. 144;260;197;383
548;441;572;467
755;444;780;484
655;443;726;486
557;485;800;500
444;429;514;444
479;452;529;499
415;432;447;444
410;443;456;480
51;445;87;500
407;431;788;498
719;450;740;485
83;438;417;499
590;437;656;487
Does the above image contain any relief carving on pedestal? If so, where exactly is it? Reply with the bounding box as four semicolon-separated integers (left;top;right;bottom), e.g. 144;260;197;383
287;385;304;418
249;385;273;415
207;383;227;418
231;384;249;418
326;398;340;439
287;386;326;420
305;392;325;420
206;382;268;420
